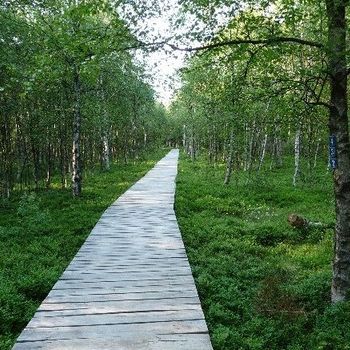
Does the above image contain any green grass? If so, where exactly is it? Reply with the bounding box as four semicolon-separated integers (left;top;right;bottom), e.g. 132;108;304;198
0;148;168;350
175;153;350;350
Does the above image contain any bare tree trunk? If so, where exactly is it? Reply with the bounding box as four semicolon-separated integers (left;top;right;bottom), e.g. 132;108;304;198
269;133;276;171
183;124;186;148
101;131;110;171
307;121;313;170
246;120;256;172
99;80;110;171
143;126;147;148
269;119;283;169
190;128;195;161
208;127;213;164
224;129;234;185
31;144;40;190
1;115;12;198
59;124;67;189
243;122;248;171
100;100;110;170
293;127;301;187
72;67;82;197
46;141;52;188
326;0;350;303
213;125;218;164
123;133;128;165
313;138;321;168
275;122;283;168
258;133;268;172
15;119;26;188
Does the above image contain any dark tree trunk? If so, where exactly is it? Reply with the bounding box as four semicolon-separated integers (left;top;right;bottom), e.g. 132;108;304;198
1;115;12;198
59;123;67;189
31;144;40;190
326;0;350;302
224;129;234;185
46;141;52;188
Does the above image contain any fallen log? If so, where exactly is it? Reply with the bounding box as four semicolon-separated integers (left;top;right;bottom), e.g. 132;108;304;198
288;213;333;230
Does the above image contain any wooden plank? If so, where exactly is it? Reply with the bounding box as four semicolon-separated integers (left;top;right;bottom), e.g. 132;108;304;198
12;150;213;350
14;332;212;350
15;319;209;342
45;290;199;303
37;299;202;313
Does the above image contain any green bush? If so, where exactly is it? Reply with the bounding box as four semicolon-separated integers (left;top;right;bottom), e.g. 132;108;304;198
0;149;167;349
17;192;52;232
176;153;346;350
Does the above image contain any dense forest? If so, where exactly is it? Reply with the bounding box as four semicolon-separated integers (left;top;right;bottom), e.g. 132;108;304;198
1;0;168;198
167;0;350;303
2;0;350;349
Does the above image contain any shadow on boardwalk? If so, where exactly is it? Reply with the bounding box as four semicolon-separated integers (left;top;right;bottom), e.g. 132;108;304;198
13;149;213;350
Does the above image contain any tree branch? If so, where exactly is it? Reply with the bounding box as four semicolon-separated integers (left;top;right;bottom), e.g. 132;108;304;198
167;36;323;51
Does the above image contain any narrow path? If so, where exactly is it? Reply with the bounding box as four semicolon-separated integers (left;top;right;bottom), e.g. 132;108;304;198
13;150;213;350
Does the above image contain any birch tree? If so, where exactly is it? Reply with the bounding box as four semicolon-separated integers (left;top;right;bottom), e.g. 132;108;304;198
172;0;350;301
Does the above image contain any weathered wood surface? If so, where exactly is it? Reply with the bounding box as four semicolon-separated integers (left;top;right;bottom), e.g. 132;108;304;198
13;149;213;350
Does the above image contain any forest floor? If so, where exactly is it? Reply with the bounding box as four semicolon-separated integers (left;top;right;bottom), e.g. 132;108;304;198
175;152;350;350
2;148;350;350
0;148;168;350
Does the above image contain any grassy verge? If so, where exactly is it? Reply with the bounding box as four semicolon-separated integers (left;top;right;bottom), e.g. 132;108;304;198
175;152;350;350
0;148;168;350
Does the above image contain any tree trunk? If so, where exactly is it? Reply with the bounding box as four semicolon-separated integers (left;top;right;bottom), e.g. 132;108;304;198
59;124;67;189
31;144;40;190
46;140;52;188
326;0;350;303
275;122;283;168
1;115;12;198
183;124;187;148
307;122;313;170
246;120;256;171
72;67;82;197
213;125;218;164
15;117;28;191
258;132;268;172
313;138;321;168
224;129;234;185
293;127;301;187
143;126;147;148
101;131;110;171
190;128;196;161
100;80;110;172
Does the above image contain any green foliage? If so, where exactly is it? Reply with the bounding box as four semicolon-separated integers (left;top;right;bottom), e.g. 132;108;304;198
16;193;52;231
0;148;167;349
0;1;168;198
311;303;350;349
175;152;349;350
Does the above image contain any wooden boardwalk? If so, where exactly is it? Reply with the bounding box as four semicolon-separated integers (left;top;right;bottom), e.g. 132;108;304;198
13;149;213;350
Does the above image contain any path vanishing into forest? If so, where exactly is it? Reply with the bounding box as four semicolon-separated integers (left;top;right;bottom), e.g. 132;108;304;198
13;149;213;350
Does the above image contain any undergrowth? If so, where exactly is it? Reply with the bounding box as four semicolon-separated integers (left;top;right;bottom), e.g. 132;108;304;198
175;152;350;350
0;148;168;349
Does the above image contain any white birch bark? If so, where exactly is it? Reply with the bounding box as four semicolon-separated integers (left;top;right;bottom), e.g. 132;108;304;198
293;128;301;187
258;133;268;172
72;68;82;197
